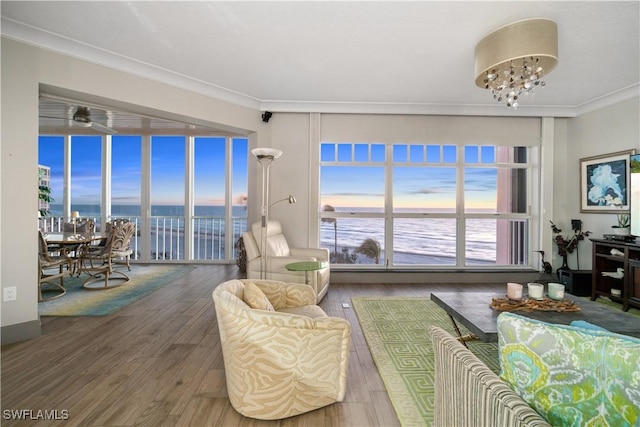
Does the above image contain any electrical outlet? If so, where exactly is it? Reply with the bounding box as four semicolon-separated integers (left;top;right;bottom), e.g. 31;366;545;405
3;287;17;302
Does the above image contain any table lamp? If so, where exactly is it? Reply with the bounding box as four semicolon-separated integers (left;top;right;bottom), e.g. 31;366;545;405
71;211;80;235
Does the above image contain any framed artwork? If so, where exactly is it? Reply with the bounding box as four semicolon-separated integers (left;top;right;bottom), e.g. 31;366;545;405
580;149;636;213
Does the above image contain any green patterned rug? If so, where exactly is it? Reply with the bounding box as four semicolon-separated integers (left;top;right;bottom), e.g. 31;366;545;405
39;265;194;316
351;297;500;427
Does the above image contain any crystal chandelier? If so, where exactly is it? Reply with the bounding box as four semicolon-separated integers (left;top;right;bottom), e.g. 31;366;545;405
475;19;558;109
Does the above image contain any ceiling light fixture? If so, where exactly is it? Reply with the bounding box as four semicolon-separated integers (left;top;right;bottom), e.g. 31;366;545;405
475;18;558;109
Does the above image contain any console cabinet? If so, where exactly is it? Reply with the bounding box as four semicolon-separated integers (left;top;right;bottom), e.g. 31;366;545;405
591;238;640;311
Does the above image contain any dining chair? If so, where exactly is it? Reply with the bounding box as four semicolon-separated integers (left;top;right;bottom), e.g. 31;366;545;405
78;220;136;289
62;218;95;234
61;218;96;257
38;230;74;302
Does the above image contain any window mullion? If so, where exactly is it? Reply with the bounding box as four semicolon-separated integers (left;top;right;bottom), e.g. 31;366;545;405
457;146;465;267
140;135;151;262
225;137;234;262
385;143;393;268
184;136;194;261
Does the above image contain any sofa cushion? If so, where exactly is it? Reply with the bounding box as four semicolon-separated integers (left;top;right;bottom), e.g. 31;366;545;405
243;282;275;311
497;312;640;427
569;320;609;332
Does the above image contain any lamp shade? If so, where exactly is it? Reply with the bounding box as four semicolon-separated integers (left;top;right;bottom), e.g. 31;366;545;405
71;211;80;219
251;148;283;161
474;18;558;88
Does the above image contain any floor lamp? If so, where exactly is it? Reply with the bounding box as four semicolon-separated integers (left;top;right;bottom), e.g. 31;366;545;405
252;148;283;279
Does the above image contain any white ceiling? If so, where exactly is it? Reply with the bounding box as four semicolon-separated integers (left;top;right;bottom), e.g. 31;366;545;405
2;1;639;120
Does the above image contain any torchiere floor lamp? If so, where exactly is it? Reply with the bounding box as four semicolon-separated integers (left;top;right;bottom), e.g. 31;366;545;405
251;148;283;279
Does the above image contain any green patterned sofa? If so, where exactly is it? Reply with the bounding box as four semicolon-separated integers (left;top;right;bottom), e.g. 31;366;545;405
212;279;351;420
430;313;640;427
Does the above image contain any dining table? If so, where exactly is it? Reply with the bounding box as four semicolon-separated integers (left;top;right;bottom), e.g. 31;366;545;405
44;232;107;275
44;232;107;246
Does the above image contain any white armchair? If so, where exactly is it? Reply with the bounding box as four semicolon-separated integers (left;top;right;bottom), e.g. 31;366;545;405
242;221;330;303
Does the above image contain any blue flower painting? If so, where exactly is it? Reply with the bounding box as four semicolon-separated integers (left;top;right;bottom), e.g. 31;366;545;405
581;150;634;213
586;160;626;206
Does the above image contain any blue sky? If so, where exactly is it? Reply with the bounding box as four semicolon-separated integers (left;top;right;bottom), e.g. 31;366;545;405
40;136;498;210
319;143;499;209
38;135;248;206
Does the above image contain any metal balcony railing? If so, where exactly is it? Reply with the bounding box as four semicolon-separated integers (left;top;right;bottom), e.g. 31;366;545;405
38;216;247;262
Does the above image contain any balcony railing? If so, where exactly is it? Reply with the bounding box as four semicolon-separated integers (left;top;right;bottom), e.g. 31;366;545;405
38;216;247;262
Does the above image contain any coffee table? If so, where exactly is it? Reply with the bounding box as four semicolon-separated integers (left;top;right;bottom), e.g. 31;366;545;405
431;291;640;343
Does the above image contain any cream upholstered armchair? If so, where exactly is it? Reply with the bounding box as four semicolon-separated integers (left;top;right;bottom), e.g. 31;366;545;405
212;279;351;420
243;221;330;303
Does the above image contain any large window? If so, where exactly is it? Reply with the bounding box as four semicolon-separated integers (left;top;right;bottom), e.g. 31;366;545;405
319;142;534;268
70;136;102;216
38;134;248;263
151;136;186;260
38;136;65;217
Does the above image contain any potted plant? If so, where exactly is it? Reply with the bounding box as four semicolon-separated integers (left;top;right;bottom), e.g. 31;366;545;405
550;220;591;271
612;211;630;236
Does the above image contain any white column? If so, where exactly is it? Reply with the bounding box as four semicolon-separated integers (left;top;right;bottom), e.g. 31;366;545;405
63;135;71;221
101;135;112;229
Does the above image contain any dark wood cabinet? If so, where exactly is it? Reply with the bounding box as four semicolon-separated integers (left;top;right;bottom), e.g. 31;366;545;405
557;269;592;296
591;238;640;311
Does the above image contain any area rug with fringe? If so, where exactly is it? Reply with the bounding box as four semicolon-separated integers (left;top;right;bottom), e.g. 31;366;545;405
39;265;194;317
351;297;500;427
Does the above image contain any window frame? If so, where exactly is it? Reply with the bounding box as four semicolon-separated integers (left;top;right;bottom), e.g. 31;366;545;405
318;142;538;270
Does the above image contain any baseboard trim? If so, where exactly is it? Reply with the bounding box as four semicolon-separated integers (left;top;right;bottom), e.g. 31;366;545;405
333;270;553;284
1;319;41;345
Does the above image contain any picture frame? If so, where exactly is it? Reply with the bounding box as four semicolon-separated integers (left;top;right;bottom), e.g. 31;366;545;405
580;149;636;213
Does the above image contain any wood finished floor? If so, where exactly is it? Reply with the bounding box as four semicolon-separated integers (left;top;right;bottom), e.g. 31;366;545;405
1;265;504;427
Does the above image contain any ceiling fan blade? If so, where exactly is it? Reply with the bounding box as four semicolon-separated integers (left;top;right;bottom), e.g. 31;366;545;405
89;121;118;134
39;115;67;120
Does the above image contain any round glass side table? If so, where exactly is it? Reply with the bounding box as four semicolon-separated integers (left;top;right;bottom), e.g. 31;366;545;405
285;260;328;284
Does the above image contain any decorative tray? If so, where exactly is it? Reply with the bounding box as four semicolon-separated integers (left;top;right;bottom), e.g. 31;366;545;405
489;297;580;313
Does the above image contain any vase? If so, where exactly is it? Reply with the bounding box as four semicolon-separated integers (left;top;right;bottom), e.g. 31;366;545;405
556;254;570;279
612;226;630;236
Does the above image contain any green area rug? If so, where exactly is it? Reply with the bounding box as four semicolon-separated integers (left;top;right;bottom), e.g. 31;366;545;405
39;265;194;316
351;297;499;427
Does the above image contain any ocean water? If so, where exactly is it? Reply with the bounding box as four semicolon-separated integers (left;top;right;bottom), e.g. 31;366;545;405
44;204;503;265
319;209;499;265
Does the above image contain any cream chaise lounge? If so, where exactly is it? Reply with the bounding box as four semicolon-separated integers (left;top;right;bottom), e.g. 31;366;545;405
211;279;351;420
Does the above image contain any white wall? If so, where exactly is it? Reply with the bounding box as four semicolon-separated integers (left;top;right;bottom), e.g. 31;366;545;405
2;38;43;340
265;113;313;248
565;97;640;270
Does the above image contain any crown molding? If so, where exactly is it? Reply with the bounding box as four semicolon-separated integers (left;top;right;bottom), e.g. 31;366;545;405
258;100;578;117
575;84;640;117
1;17;262;111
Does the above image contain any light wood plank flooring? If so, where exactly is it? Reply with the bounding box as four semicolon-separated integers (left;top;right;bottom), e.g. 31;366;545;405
1;265;504;426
